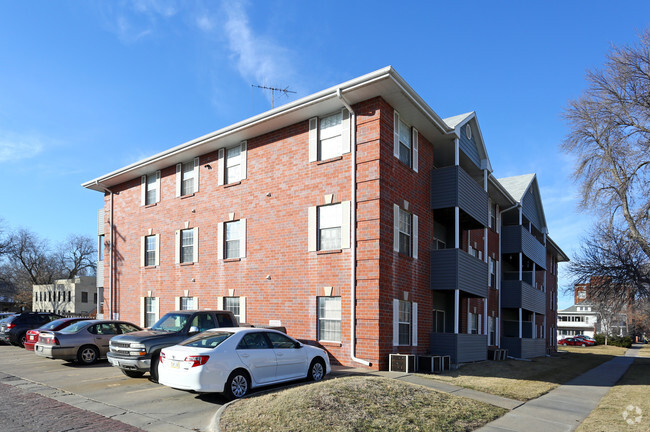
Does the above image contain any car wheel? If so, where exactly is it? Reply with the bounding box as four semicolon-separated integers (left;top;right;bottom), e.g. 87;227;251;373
19;333;27;348
77;345;99;365
225;370;250;400
581;343;586;347
150;354;160;382
308;358;325;382
122;369;145;378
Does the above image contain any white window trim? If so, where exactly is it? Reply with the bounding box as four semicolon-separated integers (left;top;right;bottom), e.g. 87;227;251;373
393;204;418;259
219;141;248;185
308;201;351;252
175;228;199;264
176;158;199;197
140;234;160;267
218;219;247;259
308;110;351;162
217;296;247;323
140;296;160;328
393;299;417;346
393;110;418;171
140;171;161;206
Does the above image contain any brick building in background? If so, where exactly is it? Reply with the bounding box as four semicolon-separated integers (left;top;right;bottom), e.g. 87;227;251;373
83;67;568;370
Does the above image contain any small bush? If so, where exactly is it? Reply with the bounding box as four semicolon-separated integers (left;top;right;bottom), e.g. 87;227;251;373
593;334;633;348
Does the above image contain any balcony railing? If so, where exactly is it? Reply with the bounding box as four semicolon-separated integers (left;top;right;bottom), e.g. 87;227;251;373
430;249;488;297
501;280;546;314
501;225;546;269
430;333;487;364
430;165;488;227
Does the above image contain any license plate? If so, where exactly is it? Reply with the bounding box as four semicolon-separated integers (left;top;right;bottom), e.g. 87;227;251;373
170;360;180;369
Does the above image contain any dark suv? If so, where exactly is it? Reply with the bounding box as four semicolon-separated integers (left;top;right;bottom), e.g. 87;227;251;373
1;313;63;347
107;310;238;381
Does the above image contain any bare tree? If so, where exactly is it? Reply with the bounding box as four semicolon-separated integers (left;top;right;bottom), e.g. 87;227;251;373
563;30;650;300
55;234;96;279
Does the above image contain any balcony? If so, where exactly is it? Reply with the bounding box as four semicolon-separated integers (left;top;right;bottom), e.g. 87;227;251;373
431;165;488;228
501;225;546;269
500;337;546;359
430;333;487;364
430;249;488;298
501;280;546;314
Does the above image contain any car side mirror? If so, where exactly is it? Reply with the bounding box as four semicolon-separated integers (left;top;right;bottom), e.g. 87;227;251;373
189;326;200;334
294;341;302;349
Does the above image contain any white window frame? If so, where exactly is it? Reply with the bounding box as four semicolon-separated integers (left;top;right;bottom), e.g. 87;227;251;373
317;296;341;343
175;228;199;264
468;312;479;334
392;110;418;172
318;203;342;251
218;219;247;259
218;141;247;185
308;202;350;252
218;296;246;324
393;299;417;346
225;143;243;184
318;111;343;161
225;220;244;259
142;296;159;328
176;158;199;197
308;109;350;162
393;204;418;259
141;171;161;206
180;296;196;310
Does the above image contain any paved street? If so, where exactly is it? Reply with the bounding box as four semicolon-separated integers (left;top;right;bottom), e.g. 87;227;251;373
0;344;225;432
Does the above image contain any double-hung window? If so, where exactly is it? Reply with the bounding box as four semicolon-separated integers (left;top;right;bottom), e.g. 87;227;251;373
489;316;496;345
468;312;478;334
176;158;199;197
81;292;88;303
225;220;243;259
224;297;242;323
180;296;195;310
393;111;418;171
318;112;342;160
145;235;156;267
141;171;160;205
398;300;411;345
318;297;341;342
226;145;242;184
181;229;194;263
144;297;158;328
318;204;342;251
393;204;418;258
489;258;496;288
308;109;350;162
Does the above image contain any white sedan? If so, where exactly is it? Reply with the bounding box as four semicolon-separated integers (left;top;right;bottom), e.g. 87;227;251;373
158;327;331;399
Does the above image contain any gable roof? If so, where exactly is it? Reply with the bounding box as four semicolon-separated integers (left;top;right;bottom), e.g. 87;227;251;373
442;111;493;172
497;173;548;233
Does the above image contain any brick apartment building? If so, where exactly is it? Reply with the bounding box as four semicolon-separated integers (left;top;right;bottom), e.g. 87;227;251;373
83;67;568;370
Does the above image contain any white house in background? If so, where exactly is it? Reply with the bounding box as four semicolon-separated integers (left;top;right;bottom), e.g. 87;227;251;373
557;300;629;339
33;276;97;316
557;302;599;338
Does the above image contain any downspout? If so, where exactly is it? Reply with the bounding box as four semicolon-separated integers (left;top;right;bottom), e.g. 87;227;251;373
95;181;113;320
338;88;372;367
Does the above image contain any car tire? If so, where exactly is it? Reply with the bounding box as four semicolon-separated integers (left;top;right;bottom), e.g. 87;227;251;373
308;358;325;382
19;333;27;348
150;354;160;382
77;345;99;365
122;369;145;378
225;369;250;400
581;343;586;347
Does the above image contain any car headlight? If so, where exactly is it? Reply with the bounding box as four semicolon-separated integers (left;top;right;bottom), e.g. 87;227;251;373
130;343;145;349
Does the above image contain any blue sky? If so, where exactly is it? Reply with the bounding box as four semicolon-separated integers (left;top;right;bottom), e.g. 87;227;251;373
1;1;648;309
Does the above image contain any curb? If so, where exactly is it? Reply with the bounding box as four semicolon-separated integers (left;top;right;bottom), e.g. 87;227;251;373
210;398;238;432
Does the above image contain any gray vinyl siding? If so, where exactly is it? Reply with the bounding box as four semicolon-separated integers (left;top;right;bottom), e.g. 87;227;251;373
430;333;487;364
501;225;547;269
430;165;488;227
97;209;105;235
96;263;104;288
459;124;481;168
500;337;546;358
501;280;546;314
522;189;542;232
430;249;488;297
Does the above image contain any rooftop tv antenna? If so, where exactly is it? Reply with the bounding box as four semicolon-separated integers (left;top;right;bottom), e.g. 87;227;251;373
251;84;296;109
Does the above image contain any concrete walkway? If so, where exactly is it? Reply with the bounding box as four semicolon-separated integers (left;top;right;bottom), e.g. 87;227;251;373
329;366;523;410
477;344;641;432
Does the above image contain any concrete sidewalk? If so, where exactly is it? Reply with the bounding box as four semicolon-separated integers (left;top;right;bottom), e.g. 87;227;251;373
477;344;641;431
329;365;523;410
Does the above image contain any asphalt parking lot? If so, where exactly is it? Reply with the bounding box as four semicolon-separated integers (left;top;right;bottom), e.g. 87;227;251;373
0;344;226;432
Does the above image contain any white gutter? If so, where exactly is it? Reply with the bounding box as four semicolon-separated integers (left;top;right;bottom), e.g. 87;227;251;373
338;88;372;367
95;181;114;320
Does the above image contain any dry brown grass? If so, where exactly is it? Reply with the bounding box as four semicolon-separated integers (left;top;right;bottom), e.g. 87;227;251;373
577;357;650;432
219;376;506;432
636;344;650;358
419;345;626;401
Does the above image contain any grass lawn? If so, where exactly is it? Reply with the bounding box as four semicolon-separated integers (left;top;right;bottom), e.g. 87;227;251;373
418;345;627;401
636;343;650;358
219;376;507;432
577;357;650;431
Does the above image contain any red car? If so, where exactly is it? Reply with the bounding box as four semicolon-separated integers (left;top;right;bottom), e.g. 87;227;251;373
558;337;595;347
24;318;90;351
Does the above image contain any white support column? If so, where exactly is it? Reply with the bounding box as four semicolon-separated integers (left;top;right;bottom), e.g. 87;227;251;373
518;207;522;225
484;299;488;335
519;252;523;281
484;228;488;263
454;289;460;334
483;169;488;191
532;263;536;288
519;308;523;338
454;138;460;166
455;207;460;249
532;312;536;338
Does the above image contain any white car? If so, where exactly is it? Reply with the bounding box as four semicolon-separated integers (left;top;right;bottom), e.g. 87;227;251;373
158;327;331;399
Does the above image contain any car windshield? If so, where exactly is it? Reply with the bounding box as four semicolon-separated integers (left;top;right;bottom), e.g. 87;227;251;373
60;321;90;334
151;313;189;332
41;319;69;330
181;331;233;348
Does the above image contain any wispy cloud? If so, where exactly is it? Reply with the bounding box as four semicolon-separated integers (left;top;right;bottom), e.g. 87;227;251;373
97;0;179;44
0;133;44;163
